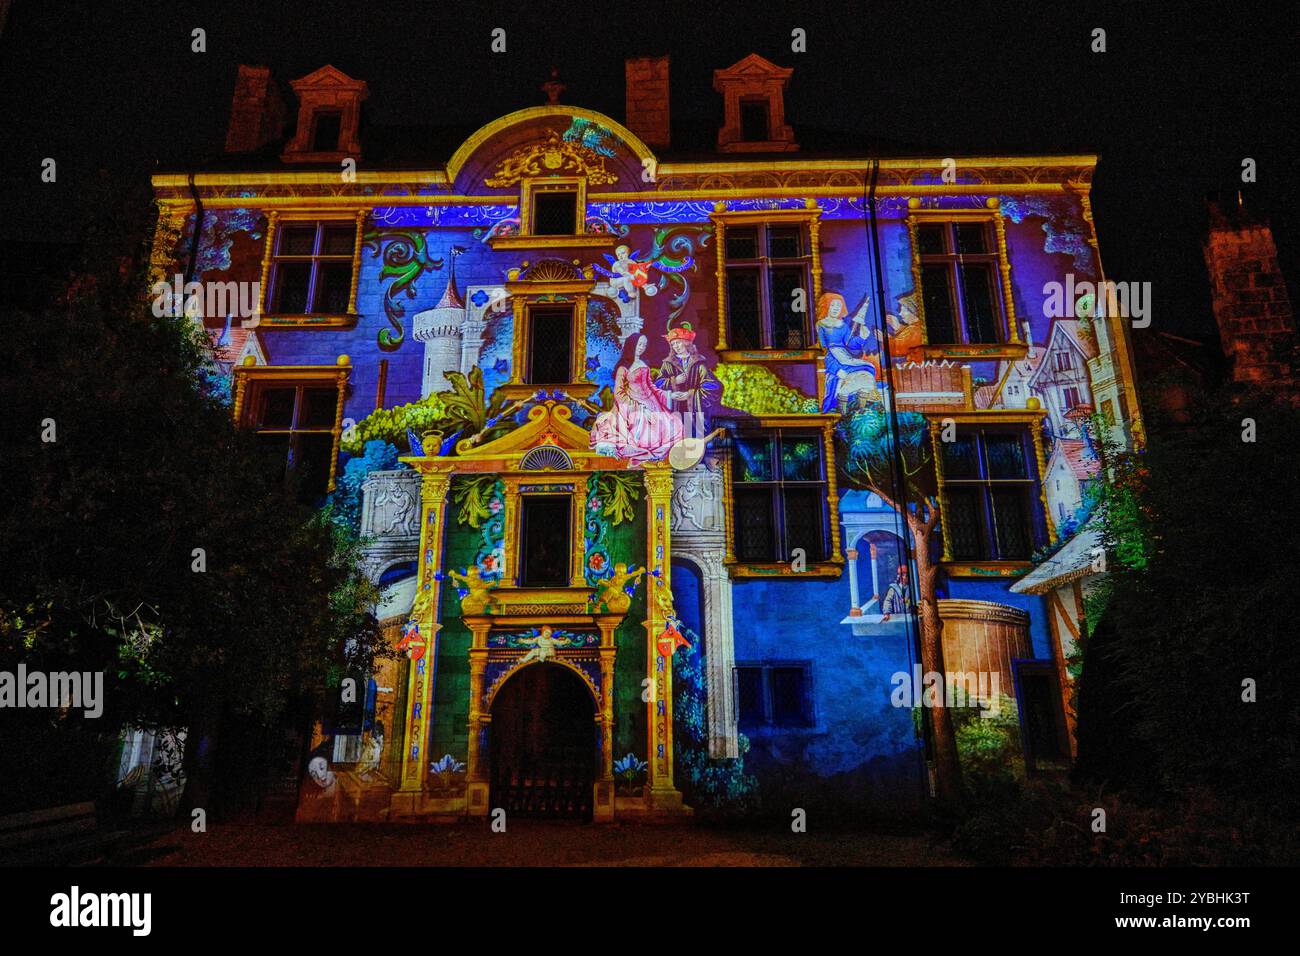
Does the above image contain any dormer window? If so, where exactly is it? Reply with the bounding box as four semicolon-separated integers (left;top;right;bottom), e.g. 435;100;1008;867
281;65;368;163
713;53;798;153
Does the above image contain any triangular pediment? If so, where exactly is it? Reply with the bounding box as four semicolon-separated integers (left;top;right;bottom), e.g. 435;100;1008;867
715;53;793;84
290;64;367;92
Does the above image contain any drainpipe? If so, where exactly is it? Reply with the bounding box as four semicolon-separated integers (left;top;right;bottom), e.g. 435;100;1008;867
865;157;934;790
183;172;204;287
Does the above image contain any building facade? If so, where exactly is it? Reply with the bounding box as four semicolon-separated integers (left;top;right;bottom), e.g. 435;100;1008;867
148;55;1143;821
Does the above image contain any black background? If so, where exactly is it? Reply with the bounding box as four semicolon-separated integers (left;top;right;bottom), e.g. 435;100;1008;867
0;0;1295;338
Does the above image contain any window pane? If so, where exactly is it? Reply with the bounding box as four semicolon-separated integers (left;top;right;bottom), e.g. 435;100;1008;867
726;270;763;349
737;668;765;727
991;487;1032;560
734;488;776;562
767;226;802;260
532;191;577;235
740;99;769;141
960;263;1000;344
299;387;338;430
527;308;572;383
255;433;291;482
984;433;1028;479
940;434;980;479
273;262;312;314
519;496;570;587
956;222;989;254
311;111;342;152
768;266;807;348
725;228;758;261
780;435;822;481
315;262;353;314
782;487;826;562
770;667;809;727
278;226;316;256
321;225;356;256
292;433;335;504
255;388;296;429
921;264;957;344
916;223;946;256
944;486;985;561
734;435;774;482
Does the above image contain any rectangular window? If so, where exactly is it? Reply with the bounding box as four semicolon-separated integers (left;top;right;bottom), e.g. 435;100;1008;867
735;663;814;729
244;381;340;503
269;221;357;315
740;99;771;142
311;111;343;152
732;430;827;562
526;306;574;384
1014;661;1072;769
724;224;811;349
531;190;578;236
940;427;1038;561
914;219;1008;346
519;495;571;588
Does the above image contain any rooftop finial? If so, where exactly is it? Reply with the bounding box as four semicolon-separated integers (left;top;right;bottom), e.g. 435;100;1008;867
542;67;565;104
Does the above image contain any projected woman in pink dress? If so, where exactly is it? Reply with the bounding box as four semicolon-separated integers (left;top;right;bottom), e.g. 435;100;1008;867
590;333;684;462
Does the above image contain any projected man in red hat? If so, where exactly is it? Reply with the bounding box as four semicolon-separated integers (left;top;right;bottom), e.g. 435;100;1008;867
655;322;720;439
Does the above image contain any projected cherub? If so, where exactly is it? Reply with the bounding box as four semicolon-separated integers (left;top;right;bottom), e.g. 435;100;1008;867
516;625;576;665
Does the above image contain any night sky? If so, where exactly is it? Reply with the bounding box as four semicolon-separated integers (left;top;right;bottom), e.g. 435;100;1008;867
1;0;1294;340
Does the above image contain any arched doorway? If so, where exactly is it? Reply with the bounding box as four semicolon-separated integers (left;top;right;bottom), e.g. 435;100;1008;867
489;663;597;820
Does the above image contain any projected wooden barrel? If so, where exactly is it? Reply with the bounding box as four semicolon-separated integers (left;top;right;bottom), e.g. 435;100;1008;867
937;599;1032;698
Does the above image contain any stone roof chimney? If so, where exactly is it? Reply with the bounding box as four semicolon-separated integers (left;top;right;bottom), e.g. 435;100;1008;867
1203;194;1297;388
224;65;286;154
625;56;670;150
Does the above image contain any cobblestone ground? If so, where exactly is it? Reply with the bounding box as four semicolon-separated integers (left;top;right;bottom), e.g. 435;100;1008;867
127;822;974;867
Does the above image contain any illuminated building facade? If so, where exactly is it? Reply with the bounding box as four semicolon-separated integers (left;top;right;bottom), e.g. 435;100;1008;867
149;55;1143;821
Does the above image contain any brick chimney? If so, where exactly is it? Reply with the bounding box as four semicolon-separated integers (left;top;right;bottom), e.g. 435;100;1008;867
625;56;670;150
1203;195;1297;387
224;65;286;154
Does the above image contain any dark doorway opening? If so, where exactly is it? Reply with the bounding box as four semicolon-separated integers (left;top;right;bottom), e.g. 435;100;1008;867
519;495;570;587
489;662;596;820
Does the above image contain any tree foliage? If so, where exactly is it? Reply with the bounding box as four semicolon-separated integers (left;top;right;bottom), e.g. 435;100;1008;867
1075;379;1300;816
0;211;382;813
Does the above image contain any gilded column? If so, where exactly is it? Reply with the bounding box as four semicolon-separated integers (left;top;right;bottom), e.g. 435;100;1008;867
988;198;1022;345
1031;416;1059;545
465;619;492;816
256;211;280;324
821;421;844;563
398;465;453;792
930;421;953;562
642;462;684;809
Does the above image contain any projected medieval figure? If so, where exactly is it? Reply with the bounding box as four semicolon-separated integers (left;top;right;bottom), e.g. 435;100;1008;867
590;333;683;462
655;323;719;438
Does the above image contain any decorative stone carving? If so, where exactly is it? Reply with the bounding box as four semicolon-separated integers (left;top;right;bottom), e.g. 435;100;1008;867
361;470;421;538
670;461;724;535
359;470;422;584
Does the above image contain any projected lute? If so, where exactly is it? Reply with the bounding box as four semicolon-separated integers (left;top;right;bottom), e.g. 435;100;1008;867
667;428;726;470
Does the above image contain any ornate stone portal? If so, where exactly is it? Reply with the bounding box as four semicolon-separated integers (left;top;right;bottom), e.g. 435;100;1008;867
384;402;688;820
